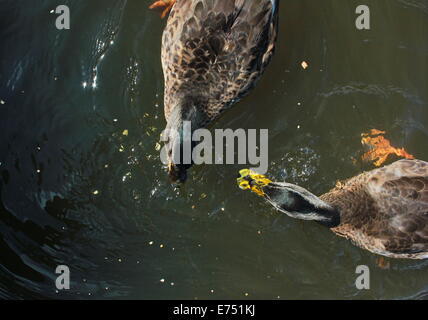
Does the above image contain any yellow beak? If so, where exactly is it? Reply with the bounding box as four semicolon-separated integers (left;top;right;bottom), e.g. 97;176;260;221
237;169;272;197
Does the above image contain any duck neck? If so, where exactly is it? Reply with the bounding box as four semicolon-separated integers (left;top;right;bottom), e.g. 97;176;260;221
314;206;341;228
167;96;208;129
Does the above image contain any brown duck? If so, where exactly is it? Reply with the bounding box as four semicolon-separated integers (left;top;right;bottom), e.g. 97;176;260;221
155;0;279;182
238;159;428;259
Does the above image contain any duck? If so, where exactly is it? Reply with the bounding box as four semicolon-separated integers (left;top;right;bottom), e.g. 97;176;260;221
237;159;428;259
155;0;279;182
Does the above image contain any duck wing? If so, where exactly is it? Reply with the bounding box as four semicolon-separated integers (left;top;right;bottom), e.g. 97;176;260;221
366;159;428;257
162;0;279;122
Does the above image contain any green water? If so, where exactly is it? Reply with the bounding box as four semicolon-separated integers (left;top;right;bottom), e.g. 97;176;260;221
0;0;428;299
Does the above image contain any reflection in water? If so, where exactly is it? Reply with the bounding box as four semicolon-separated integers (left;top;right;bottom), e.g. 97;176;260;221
0;0;428;299
361;129;415;167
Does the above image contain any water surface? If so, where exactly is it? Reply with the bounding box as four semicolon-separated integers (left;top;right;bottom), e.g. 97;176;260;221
1;0;428;299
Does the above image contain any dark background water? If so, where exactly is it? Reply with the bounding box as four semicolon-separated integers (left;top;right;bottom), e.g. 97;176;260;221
1;0;428;299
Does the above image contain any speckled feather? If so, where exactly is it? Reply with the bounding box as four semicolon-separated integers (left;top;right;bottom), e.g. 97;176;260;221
161;0;279;124
321;159;428;259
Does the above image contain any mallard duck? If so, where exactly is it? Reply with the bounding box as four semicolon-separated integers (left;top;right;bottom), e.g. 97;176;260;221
237;159;428;259
158;0;279;182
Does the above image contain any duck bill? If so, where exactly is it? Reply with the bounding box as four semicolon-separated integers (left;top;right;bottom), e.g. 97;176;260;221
237;169;272;196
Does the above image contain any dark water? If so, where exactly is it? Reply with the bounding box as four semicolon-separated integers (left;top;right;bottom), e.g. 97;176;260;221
1;0;428;299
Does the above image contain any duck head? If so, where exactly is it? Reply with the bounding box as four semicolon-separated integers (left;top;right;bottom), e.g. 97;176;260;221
162;99;207;183
237;169;340;227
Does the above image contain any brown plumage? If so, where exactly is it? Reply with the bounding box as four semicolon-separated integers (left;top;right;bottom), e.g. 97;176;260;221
238;159;428;259
160;0;279;182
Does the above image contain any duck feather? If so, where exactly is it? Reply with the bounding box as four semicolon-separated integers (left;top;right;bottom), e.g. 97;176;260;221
161;0;279;124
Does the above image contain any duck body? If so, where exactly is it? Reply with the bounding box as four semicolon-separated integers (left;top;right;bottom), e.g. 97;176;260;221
238;159;428;259
161;0;279;181
322;159;428;259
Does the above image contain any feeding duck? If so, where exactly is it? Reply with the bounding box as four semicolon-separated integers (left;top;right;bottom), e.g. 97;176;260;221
238;159;428;259
154;0;279;182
